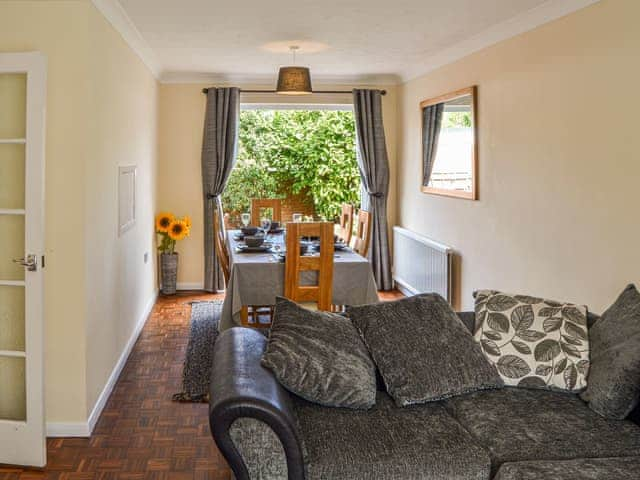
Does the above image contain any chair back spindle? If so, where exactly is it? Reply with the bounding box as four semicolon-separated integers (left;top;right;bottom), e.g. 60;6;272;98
351;209;372;258
336;203;354;244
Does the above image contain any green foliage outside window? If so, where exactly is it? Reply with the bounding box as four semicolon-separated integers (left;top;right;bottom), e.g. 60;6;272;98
222;109;360;222
443;111;472;128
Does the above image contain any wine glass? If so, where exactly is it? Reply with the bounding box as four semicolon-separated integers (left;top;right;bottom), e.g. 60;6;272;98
261;217;272;240
241;212;250;228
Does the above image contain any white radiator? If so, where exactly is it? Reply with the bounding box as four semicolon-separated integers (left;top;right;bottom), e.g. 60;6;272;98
393;226;453;302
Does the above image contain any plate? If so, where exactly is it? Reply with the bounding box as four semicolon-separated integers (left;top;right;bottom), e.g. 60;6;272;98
235;232;268;241
236;243;273;253
312;242;349;252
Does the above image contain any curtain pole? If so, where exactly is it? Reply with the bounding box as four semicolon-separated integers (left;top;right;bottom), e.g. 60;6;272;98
202;88;387;95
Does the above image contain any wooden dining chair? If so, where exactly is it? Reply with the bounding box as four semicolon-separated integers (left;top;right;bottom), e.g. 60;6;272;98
336;203;354;244
285;222;334;311
214;209;271;327
213;208;230;284
351;209;372;258
250;198;282;226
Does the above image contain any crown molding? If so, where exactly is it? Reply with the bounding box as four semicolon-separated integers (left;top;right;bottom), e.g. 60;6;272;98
402;0;600;82
91;0;161;78
92;0;598;86
159;71;401;86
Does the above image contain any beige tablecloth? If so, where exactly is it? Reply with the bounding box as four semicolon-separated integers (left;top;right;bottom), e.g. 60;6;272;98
219;230;379;331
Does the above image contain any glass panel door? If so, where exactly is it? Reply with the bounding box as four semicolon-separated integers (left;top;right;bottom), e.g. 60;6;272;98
0;73;27;424
0;73;26;139
0;52;46;468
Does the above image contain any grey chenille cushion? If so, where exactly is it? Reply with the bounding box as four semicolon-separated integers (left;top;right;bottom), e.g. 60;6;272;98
581;284;640;419
346;293;503;407
294;392;491;480
445;388;640;474
261;297;376;409
494;457;640;480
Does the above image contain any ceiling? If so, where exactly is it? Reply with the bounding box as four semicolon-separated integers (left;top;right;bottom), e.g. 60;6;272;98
103;0;599;83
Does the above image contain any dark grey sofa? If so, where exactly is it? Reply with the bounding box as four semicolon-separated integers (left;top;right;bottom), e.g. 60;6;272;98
209;311;640;480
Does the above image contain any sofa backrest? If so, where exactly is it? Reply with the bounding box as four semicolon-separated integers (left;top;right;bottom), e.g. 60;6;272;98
456;310;640;427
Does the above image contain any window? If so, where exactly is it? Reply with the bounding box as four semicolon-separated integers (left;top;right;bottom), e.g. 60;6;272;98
222;106;360;226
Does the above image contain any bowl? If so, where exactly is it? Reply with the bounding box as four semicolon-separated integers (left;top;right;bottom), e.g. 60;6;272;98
241;226;260;236
244;235;265;247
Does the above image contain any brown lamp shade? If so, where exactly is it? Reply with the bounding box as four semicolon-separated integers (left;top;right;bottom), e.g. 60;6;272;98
276;66;312;95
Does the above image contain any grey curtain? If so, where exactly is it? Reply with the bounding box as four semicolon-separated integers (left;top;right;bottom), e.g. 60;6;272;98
201;87;240;292
422;103;444;187
352;89;393;290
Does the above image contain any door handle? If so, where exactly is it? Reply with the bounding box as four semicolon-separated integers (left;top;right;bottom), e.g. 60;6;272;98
13;254;38;272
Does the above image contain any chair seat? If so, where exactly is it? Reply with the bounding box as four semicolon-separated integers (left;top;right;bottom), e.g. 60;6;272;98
445;388;640;474
295;392;491;480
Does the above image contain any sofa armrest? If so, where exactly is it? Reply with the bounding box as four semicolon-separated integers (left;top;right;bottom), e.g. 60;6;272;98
209;327;306;480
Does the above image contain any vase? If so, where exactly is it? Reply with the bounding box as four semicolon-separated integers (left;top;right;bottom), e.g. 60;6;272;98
160;252;178;295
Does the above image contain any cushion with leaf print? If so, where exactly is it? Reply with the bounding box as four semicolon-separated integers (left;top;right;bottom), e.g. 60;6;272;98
473;290;589;392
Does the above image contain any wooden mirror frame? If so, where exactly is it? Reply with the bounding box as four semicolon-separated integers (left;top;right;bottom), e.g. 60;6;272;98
420;86;478;200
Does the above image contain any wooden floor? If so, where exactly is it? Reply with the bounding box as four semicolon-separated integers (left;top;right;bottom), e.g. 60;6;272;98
1;290;404;480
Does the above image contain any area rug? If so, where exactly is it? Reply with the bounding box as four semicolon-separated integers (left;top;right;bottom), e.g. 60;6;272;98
172;300;223;403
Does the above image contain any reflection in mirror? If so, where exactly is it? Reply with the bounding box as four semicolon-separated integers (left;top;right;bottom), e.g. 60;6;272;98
421;86;477;199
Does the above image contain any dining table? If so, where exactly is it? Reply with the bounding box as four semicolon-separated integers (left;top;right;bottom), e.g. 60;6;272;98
218;229;379;331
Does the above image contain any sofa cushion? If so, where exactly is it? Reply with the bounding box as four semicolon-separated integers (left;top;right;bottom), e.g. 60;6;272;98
445;388;640;473
347;294;503;407
494;457;640;480
581;284;640;419
261;297;376;409
294;392;491;480
473;290;589;392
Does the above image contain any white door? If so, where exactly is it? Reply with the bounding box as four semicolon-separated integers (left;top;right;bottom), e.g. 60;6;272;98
0;52;46;467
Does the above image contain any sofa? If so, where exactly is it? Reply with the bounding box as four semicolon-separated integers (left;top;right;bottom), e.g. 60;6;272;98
208;310;640;479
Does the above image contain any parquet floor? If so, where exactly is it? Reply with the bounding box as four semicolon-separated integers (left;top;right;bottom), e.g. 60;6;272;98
1;290;404;480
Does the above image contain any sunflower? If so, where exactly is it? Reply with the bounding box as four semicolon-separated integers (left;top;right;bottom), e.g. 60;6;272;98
168;219;189;241
155;212;174;233
182;215;192;230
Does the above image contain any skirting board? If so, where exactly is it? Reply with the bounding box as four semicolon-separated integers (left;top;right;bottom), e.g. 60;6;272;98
176;282;204;290
46;289;159;437
394;279;419;298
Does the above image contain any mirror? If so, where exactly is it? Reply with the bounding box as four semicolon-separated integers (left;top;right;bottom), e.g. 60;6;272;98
421;86;477;199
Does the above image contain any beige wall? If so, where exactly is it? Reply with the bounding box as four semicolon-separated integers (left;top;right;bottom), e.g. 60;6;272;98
158;83;397;287
84;4;158;416
1;0;91;423
397;0;640;313
0;0;158;425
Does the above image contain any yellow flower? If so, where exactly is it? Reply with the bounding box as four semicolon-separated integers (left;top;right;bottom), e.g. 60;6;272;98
168;219;189;241
183;215;192;229
156;212;174;233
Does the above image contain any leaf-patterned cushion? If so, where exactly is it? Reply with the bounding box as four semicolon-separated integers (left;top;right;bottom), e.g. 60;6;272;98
473;290;589;392
580;284;640;419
